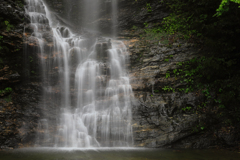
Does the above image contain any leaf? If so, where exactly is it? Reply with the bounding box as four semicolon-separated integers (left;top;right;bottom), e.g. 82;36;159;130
4;21;9;25
173;69;178;74
166;72;170;78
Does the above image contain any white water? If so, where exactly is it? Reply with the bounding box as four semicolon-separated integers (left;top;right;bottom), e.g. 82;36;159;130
25;0;133;147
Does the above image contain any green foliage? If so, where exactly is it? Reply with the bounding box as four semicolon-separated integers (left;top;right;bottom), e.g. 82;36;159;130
142;23;170;43
144;30;169;43
144;22;148;27
193;124;205;132
182;106;192;111
146;3;152;12
0;87;13;96
202;88;211;99
161;13;201;38
176;62;183;66
4;21;14;31
165;71;170;78
29;56;33;62
200;126;205;130
5;87;12;92
215;0;240;16
138;0;240;127
162;86;175;92
173;69;178;76
162;0;240;52
163;55;174;63
177;88;184;92
131;25;138;30
164;54;240;125
214;99;225;108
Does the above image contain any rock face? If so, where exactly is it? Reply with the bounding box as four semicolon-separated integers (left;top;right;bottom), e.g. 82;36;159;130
0;0;42;149
127;39;204;148
0;0;239;150
123;36;240;149
118;0;169;30
42;0;169;34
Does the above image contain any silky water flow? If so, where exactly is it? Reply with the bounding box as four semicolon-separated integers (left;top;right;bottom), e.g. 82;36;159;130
25;0;133;148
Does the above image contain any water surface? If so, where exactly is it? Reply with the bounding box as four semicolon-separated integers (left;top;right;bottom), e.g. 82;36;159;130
0;148;239;160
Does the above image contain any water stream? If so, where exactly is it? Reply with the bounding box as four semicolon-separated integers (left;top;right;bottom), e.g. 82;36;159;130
25;0;133;148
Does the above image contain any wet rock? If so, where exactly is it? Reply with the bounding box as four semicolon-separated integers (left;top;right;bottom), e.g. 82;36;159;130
128;36;213;148
0;0;42;149
42;32;53;42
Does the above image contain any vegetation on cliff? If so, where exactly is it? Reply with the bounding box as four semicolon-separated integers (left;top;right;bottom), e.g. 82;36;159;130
134;0;240;143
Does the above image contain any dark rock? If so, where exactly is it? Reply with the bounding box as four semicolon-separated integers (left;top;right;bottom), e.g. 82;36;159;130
128;36;225;149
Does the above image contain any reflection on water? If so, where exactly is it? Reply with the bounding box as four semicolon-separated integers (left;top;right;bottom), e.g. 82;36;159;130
0;148;240;160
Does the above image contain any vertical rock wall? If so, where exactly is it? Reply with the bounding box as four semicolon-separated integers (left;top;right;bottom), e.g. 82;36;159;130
0;0;239;150
0;0;43;149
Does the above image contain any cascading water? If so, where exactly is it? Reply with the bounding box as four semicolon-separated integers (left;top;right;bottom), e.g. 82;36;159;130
25;0;133;148
111;0;118;37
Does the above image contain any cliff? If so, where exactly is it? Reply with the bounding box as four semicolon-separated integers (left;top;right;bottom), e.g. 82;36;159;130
0;0;239;150
0;0;42;149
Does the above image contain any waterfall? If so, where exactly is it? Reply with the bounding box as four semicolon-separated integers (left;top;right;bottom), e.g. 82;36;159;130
25;0;133;148
112;0;118;37
82;0;101;31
